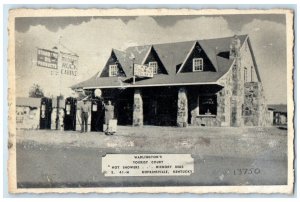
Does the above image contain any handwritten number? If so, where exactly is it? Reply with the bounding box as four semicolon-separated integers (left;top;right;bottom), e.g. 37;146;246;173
233;168;260;175
254;168;260;174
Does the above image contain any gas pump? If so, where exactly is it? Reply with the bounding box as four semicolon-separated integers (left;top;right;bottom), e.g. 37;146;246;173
64;97;77;131
91;98;105;131
39;97;52;129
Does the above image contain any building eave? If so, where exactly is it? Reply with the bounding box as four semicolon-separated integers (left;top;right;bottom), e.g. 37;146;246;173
82;81;223;90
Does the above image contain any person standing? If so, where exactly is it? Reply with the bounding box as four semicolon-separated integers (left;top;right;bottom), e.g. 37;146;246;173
105;100;114;125
80;99;90;133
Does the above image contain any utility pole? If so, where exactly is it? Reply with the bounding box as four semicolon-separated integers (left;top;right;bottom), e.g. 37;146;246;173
132;56;136;84
56;36;63;130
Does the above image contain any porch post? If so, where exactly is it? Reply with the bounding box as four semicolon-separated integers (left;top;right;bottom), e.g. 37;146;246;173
133;89;143;126
177;87;188;127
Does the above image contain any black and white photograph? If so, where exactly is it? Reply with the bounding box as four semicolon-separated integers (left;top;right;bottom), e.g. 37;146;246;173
7;8;294;194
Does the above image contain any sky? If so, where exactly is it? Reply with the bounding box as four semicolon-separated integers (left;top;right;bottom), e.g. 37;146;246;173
15;14;287;104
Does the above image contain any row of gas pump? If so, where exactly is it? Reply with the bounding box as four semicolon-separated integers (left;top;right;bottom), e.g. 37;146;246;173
39;97;105;131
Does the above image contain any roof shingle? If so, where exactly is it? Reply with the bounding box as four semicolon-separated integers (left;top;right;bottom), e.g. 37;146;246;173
71;35;248;89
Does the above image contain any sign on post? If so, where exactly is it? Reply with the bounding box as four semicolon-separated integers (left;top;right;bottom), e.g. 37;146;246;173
37;48;79;77
61;52;79;76
37;48;58;69
134;64;153;78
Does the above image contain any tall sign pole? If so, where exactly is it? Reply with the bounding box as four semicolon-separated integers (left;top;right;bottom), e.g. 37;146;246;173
133;58;135;85
130;53;136;85
36;35;79;130
56;36;62;130
55;36;79;130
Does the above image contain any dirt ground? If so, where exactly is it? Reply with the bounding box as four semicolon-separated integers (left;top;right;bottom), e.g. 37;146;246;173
15;126;287;188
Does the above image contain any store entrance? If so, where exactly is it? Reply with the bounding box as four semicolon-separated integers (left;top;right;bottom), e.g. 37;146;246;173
143;87;177;126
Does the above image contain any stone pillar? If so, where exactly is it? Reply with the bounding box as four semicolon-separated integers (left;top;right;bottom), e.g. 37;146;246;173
230;35;244;127
133;89;143;126
177;87;188;127
216;89;225;126
51;108;57;130
257;83;268;126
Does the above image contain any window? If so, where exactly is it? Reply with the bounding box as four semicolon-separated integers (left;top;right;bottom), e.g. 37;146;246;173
149;62;158;74
251;66;254;82
199;95;217;115
109;65;118;77
244;67;247;82
193;58;203;72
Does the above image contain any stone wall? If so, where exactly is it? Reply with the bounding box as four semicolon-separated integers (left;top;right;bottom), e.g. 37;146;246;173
177;87;188;127
133;89;143;126
243;82;271;126
257;84;272;126
216;68;233;127
243;82;259;126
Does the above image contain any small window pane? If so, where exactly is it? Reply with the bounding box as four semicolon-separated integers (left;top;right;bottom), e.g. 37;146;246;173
193;58;203;72
149;62;158;74
109;65;118;77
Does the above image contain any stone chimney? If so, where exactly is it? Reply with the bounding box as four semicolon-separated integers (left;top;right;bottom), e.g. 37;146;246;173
230;35;241;59
230;35;244;127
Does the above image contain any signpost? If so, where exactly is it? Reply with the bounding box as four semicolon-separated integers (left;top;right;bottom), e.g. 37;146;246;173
36;48;78;77
36;42;79;130
61;52;79;76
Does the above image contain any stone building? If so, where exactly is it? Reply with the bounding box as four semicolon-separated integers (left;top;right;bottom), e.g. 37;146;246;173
72;35;270;127
268;104;287;125
16;97;41;129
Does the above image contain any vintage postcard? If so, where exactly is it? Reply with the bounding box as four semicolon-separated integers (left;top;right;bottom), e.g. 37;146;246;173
7;8;294;194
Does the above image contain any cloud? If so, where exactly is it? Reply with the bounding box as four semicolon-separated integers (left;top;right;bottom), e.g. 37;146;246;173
238;19;287;104
15;16;233;98
15;16;138;33
15;15;287;104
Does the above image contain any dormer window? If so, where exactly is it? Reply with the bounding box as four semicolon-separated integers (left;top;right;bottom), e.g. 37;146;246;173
109;65;118;77
193;58;203;72
149;62;158;74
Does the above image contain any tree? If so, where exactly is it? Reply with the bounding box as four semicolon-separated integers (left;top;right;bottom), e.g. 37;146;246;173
29;83;44;98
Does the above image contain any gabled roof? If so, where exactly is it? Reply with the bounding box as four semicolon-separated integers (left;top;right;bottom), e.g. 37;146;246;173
152;41;195;75
125;45;152;65
177;35;248;73
268;104;287;113
112;49;132;77
71;35;250;90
